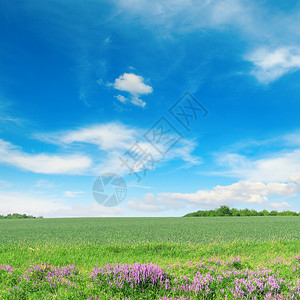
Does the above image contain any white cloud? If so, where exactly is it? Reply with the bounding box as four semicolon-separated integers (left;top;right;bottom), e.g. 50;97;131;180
47;203;125;218
0;139;91;175
34;122;200;176
61;123;137;150
34;179;56;189
167;139;202;166
126;194;162;212
63;191;85;198
218;149;300;182
114;95;127;103
289;176;300;184
130;96;146;108
127;178;300;212
0;116;21;124
36;123;138;151
211;0;244;26
246;47;300;83
128;183;152;189
159;181;295;205
283;131;300;146
0;191;124;217
126;192;185;212
115;0;300;86
270;201;291;209
92;138;200;176
113;73;152;107
0;180;13;188
0;191;67;217
114;73;153;95
115;0;249;32
214;131;300;183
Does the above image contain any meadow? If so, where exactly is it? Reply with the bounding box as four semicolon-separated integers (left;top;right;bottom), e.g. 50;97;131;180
0;217;299;299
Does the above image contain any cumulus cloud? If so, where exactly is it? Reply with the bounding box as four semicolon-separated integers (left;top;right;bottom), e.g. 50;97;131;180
113;73;153;107
0;139;91;175
246;47;300;83
127;179;300;212
160;181;297;205
114;73;153;95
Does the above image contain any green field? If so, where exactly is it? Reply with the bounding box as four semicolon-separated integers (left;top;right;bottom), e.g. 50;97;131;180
1;216;300;244
0;217;299;299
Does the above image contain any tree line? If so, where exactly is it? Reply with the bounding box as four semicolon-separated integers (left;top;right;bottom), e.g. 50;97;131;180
184;206;300;217
0;213;43;219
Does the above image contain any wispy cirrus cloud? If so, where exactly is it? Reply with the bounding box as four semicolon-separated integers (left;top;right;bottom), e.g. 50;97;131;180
0;116;21;124
217;150;300;183
114;0;300;85
114;0;250;33
41;123;139;150
0;139;91;175
34;179;56;189
63;191;85;198
34;122;201;175
213;130;300;183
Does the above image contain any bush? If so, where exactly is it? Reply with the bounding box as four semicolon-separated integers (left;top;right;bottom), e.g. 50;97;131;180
184;206;300;217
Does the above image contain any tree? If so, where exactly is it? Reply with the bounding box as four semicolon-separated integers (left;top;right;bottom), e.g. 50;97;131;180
216;205;232;216
230;208;240;216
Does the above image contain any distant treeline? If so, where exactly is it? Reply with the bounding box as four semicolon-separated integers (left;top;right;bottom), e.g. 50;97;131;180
0;213;43;219
184;206;300;217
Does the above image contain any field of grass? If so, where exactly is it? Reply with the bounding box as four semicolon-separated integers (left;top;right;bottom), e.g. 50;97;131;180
0;217;299;299
1;216;300;244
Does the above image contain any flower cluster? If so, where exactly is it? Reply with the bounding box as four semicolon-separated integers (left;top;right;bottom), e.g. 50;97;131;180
0;264;14;274
91;262;170;291
0;256;299;299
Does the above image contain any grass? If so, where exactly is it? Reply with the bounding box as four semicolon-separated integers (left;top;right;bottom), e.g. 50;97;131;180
0;216;299;245
1;240;299;270
0;217;299;298
0;216;299;268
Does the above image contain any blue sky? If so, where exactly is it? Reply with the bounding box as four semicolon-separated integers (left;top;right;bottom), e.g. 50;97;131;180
1;0;300;217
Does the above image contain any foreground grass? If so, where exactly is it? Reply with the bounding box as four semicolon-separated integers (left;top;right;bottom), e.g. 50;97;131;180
0;241;299;299
0;217;299;298
0;240;299;270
